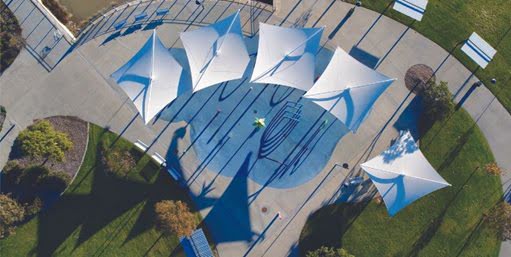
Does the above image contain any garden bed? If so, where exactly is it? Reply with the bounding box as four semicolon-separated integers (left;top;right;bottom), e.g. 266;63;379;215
9;116;88;179
0;1;23;73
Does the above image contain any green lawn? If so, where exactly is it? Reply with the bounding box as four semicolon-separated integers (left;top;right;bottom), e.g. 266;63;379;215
348;0;511;113
299;109;503;257
0;124;206;257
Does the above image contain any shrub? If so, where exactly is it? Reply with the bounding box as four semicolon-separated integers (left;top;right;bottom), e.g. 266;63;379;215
485;162;504;176
154;200;198;237
0;194;25;239
18;120;73;162
14;166;70;196
101;146;136;177
421;81;455;122
37;170;71;192
24;197;43;217
17;166;50;193
306;246;355;257
1;160;24;185
486;202;511;241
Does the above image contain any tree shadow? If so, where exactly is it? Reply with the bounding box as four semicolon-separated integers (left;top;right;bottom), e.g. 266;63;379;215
31;129;191;257
393;96;423;140
298;202;368;256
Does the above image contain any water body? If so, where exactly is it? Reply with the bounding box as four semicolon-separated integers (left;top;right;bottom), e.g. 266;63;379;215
59;0;128;22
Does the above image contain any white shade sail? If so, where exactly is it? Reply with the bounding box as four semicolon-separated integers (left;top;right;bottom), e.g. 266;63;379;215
180;10;250;91
461;32;497;69
393;0;428;21
111;30;183;124
250;23;324;91
361;131;451;216
304;47;395;132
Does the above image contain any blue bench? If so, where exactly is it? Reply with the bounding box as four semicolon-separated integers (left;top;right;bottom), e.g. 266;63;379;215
134;13;148;21
156;8;170;17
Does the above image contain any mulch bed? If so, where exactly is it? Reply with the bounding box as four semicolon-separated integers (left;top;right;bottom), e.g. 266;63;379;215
11;116;88;179
405;64;435;94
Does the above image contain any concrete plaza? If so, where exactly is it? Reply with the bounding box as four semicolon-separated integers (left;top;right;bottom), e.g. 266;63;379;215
1;0;511;256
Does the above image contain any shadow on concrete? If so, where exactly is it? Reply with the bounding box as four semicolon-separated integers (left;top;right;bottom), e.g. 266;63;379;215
328;7;355;40
393;95;423;139
203;153;255;243
101;31;121;45
349;46;380;69
355;0;394;47
455;82;480;110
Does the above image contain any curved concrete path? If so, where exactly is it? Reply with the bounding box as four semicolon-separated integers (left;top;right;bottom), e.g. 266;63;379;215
1;0;510;256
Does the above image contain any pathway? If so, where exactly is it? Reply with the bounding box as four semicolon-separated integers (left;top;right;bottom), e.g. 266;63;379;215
1;0;510;256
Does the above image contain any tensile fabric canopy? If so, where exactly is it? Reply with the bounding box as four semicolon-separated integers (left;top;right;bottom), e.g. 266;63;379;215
111;30;183;124
250;23;324;91
360;131;451;216
304;47;395;132
180;10;250;91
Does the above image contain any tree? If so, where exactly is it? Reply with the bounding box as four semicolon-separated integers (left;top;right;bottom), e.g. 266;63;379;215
306;246;354;257
37;169;71;192
101;146;136;178
0;194;25;239
486;201;511;241
484;162;504;176
421;81;454;122
154;200;198;237
18;120;73;162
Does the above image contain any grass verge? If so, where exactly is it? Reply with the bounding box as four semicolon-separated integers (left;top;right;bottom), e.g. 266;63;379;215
299;109;503;257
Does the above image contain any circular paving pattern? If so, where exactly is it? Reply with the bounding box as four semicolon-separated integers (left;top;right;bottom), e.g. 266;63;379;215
178;82;347;189
405;64;435;94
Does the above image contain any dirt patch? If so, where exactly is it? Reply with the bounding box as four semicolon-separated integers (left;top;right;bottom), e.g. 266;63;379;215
11;116;88;178
405;64;435;94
